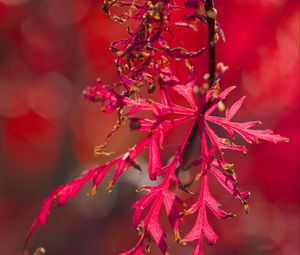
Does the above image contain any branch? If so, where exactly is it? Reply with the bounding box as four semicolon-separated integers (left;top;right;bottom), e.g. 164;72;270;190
204;0;217;88
181;0;217;169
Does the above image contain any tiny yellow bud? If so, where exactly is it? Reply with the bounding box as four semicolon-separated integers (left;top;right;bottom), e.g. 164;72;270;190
243;202;250;214
193;85;200;94
87;186;97;197
221;138;232;145
214;33;219;42
185;59;194;72
193;173;202;183
175;231;187;245
127;25;133;35
33;247;46;255
222;163;234;170
162;56;170;66
206;8;217;19
135;186;147;193
106;181;114;193
203;73;210;81
218;101;225;112
116;50;126;57
145;243;151;253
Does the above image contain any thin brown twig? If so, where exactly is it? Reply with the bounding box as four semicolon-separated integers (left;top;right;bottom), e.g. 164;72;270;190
180;0;217;171
204;0;216;88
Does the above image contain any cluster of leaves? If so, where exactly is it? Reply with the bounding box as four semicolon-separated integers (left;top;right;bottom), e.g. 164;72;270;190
25;0;288;255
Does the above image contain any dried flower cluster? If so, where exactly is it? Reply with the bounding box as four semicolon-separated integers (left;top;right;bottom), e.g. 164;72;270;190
25;0;288;255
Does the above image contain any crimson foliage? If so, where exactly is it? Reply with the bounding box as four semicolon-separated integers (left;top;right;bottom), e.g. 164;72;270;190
25;1;288;254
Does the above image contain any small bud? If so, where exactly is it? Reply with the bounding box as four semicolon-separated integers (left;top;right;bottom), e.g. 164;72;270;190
213;83;221;95
203;73;210;81
161;56;169;66
218;100;225;112
87;186;97;197
193;85;200;94
130;84;137;92
216;62;229;73
174;231;186;245
145;243;151;253
174;231;180;242
106;181;114;193
135;186;147;193
147;23;153;34
116;50;126;57
136;224;145;235
136;81;144;88
182;202;188;207
214;32;219;42
33;247;46;255
127;25;133;35
243;201;250;214
199;82;210;95
206;8;218;19
214;25;219;33
117;66;123;73
222;163;234;170
94;146;115;156
193;173;202;183
221;138;232;145
157;74;164;85
180;210;189;216
203;82;210;90
185;59;194;73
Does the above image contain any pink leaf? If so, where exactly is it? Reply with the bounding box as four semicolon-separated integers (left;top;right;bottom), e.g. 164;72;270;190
225;96;246;121
119;235;145;255
209;166;250;202
204;191;235;219
111;138;149;185
148;134;162;180
184;176;218;253
163;191;181;231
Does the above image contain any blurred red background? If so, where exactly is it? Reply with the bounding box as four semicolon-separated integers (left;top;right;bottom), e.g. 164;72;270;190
0;0;299;254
